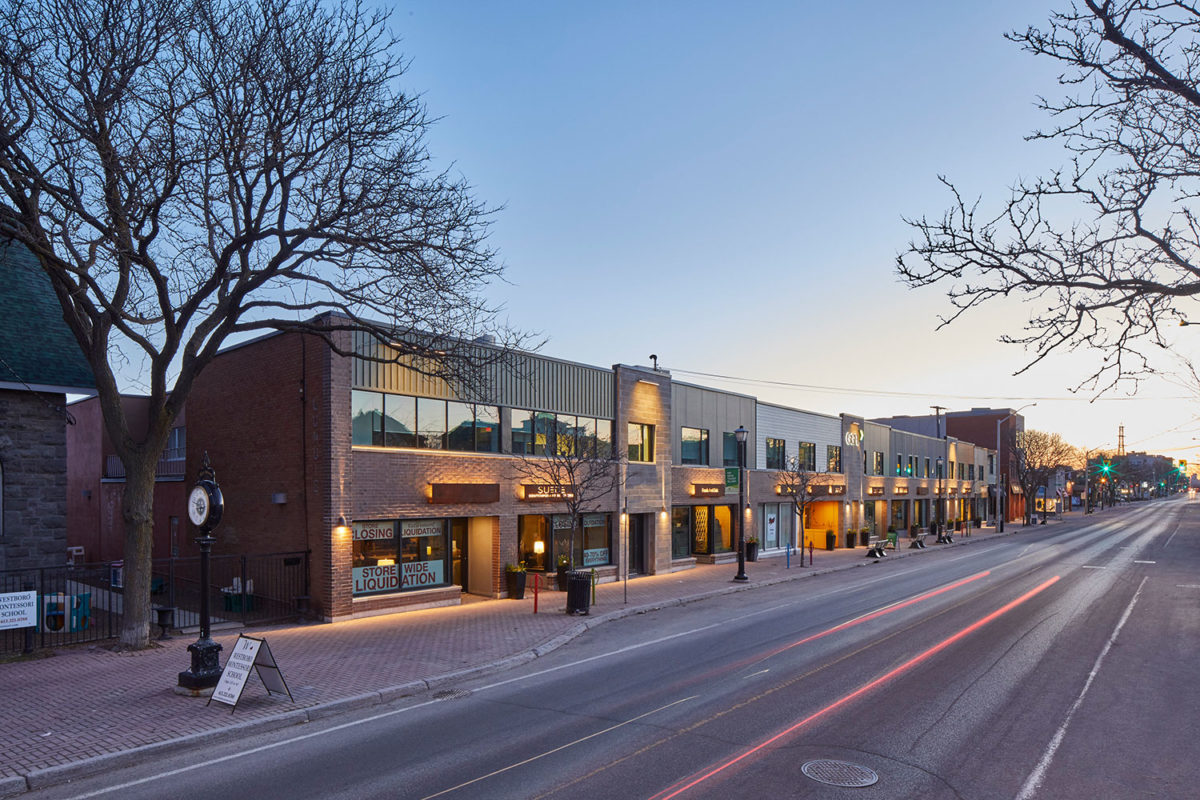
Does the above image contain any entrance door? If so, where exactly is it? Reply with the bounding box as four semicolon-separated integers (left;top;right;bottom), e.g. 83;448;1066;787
628;514;648;575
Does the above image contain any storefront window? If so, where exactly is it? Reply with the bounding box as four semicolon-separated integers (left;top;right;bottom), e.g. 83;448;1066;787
351;518;450;596
761;503;780;548
714;505;733;552
671;507;691;558
518;514;549;570
692;506;711;554
352;520;398;595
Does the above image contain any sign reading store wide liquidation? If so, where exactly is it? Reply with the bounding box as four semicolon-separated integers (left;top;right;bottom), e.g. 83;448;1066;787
209;634;293;712
0;591;36;631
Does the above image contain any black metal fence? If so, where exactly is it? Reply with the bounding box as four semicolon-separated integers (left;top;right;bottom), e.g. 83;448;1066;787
1;551;309;655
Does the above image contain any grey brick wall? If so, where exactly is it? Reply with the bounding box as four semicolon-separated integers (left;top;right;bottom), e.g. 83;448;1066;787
0;389;69;572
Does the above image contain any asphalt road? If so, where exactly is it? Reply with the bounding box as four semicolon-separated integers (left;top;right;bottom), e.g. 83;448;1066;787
32;498;1200;800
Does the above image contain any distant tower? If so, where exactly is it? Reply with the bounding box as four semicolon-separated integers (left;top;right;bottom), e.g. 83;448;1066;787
1118;424;1125;456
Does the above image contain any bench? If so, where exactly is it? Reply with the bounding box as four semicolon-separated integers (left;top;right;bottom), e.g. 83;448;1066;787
909;533;928;549
865;537;889;558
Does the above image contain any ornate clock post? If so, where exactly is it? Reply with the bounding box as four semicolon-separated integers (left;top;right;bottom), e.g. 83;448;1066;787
177;452;225;693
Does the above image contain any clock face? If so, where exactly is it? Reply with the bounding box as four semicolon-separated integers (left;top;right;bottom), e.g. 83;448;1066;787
189;485;211;526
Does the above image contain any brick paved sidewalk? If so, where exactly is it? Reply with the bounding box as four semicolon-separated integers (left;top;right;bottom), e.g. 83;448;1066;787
0;520;1056;796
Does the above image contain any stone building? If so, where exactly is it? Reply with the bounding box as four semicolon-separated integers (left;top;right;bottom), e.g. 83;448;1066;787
0;238;94;572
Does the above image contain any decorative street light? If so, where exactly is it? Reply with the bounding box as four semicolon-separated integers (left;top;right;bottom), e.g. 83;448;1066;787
178;452;224;694
936;456;945;540
996;403;1037;533
733;425;748;583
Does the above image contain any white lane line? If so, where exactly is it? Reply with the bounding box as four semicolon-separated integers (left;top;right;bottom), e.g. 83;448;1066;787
1133;560;1156;564
1081;566;1105;570
743;669;770;679
1165;527;1180;547
1014;576;1148;800
418;696;698;799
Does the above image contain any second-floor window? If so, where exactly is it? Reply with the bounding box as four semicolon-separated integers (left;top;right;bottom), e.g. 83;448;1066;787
925;457;931;478
799;441;816;471
873;451;884;476
827;445;842;473
765;438;786;470
628;422;655;463
681;427;709;465
723;432;738;467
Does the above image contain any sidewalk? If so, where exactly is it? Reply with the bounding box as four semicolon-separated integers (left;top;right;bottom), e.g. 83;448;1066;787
0;521;1042;796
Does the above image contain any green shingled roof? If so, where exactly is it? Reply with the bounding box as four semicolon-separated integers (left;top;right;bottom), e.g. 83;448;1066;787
0;239;95;392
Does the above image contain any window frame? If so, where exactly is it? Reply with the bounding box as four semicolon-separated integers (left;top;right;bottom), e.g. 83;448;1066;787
680;426;710;466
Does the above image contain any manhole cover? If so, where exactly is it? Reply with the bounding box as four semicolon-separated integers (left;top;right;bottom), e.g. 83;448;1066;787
801;759;879;788
432;688;471;700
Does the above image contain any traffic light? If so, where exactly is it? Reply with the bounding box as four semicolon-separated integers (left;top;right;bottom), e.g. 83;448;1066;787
1100;461;1112;475
1179;460;1188;475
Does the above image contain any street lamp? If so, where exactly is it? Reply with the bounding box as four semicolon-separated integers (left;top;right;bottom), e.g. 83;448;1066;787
733;425;748;583
936;456;945;540
996;403;1037;533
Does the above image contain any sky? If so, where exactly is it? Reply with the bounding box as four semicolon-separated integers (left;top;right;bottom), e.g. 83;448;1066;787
383;1;1200;462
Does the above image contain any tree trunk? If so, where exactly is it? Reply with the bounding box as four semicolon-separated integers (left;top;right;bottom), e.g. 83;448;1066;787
119;457;157;649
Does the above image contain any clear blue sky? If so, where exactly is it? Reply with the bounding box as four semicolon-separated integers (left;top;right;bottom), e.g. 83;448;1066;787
390;1;1200;461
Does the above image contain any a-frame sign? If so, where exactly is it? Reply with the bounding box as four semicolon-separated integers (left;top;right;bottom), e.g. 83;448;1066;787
208;634;294;712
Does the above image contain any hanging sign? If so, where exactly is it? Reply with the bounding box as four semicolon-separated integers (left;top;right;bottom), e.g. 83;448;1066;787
209;634;294;712
0;591;37;631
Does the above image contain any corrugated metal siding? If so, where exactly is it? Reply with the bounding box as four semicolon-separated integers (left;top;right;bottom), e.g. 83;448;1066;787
351;332;612;417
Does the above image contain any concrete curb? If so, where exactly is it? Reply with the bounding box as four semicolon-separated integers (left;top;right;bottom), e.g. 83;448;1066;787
8;523;1042;795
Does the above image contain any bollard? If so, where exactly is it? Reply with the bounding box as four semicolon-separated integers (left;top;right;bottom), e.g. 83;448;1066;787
591;569;597;605
808;541;814;565
533;572;539;615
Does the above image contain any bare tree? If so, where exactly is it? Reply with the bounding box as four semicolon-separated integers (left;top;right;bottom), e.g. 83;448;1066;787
898;1;1200;393
510;421;621;574
0;0;516;647
777;452;821;563
1011;430;1079;524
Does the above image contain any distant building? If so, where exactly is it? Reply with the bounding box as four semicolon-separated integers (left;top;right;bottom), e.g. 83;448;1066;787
0;236;94;572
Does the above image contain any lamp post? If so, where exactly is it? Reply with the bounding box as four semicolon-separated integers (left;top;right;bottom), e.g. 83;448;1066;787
178;453;224;694
936;456;945;540
996;403;1037;533
733;425;748;582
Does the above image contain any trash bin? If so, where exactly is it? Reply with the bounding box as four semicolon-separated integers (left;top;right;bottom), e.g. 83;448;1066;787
566;570;591;615
825;531;836;551
845;531;857;548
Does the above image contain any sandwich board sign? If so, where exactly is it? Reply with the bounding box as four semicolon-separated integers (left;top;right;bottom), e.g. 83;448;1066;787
208;634;294;712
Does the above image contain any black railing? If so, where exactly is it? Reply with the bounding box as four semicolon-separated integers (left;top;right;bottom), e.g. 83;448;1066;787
1;551;309;655
103;449;187;480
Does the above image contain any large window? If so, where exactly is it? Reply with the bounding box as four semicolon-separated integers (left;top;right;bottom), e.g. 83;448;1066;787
907;455;917;476
798;441;816;471
873;451;885;476
628;422;655;462
723;432;738;467
352;391;499;453
925;457;931;478
351;519;450;596
760;503;794;549
765;438;786;470
512;408;612;457
896;454;903;476
680;427;709;465
827;445;842;473
518;513;612;569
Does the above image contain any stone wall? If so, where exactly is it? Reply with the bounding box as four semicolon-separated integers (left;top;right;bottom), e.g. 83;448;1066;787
0;389;69;572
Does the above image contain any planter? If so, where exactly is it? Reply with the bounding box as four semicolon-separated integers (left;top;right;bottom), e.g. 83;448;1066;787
505;571;527;600
745;542;759;562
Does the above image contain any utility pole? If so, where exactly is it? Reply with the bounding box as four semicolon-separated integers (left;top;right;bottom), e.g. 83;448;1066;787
931;405;946;533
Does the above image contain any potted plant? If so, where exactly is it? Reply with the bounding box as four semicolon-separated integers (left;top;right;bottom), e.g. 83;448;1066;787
825;528;836;550
504;562;527;600
909;523;920;538
745;535;759;562
556;553;571;591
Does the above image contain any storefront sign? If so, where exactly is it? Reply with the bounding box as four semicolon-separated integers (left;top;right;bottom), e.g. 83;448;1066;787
766;512;777;541
353;560;445;593
690;483;723;497
826;485;846;495
522;484;576;501
401;520;442;538
867;486;884;496
844;423;863;447
583;548;609;567
429;483;500;504
0;591;36;631
893;486;909;495
916;486;930;495
353;522;395;541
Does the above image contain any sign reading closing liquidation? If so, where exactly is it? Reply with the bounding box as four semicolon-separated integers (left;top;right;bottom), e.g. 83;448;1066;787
209;634;293;712
0;591;37;631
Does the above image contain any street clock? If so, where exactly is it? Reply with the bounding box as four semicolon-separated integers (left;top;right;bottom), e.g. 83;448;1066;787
188;478;223;530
